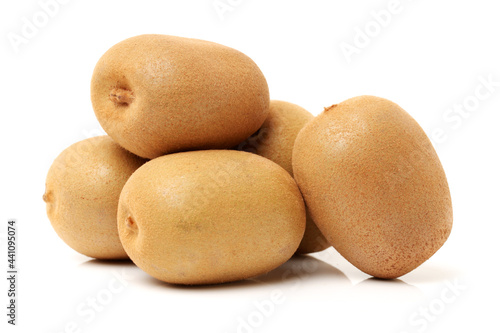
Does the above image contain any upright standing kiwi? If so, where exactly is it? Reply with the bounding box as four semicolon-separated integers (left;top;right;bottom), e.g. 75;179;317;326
236;100;329;254
91;34;270;159
293;96;453;279
43;136;147;259
118;150;306;285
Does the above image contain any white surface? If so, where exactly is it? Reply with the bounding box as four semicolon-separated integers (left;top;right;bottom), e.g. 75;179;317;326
1;0;499;332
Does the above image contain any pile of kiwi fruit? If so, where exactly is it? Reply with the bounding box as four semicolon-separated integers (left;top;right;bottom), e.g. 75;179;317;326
44;34;452;285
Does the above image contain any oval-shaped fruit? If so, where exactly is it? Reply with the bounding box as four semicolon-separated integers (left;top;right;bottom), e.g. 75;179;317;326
43;136;147;259
91;34;270;159
293;96;453;279
236;100;329;254
118;150;306;285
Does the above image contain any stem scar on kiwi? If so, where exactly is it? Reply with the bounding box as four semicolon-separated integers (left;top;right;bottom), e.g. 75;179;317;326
110;87;135;105
125;215;139;234
323;104;337;112
43;190;56;214
42;190;52;203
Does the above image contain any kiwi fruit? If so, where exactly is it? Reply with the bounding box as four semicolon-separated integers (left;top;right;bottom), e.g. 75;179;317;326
43;136;146;259
91;34;270;159
117;150;306;285
293;96;453;279
236;100;329;254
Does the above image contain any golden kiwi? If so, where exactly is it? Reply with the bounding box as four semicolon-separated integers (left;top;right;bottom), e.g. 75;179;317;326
293;96;453;279
117;150;306;285
91;34;270;159
43;136;146;259
236;100;329;254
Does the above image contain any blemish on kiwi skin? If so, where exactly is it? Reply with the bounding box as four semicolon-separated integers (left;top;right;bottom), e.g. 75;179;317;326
110;88;135;105
324;104;337;112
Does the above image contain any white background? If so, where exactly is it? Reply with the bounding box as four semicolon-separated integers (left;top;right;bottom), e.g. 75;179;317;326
1;0;499;332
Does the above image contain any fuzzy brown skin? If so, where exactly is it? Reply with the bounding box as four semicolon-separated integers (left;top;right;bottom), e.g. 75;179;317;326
236;100;329;254
118;150;306;285
293;96;453;279
44;136;147;259
91;34;270;159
